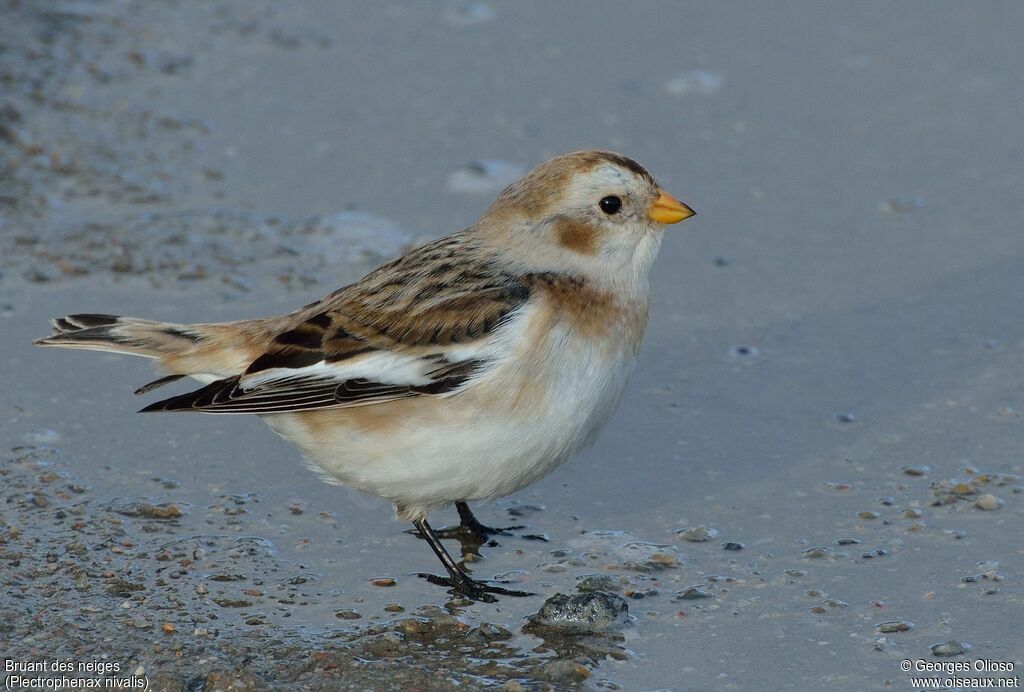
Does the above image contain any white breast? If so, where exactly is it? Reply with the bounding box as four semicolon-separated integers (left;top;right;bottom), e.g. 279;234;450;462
262;296;646;519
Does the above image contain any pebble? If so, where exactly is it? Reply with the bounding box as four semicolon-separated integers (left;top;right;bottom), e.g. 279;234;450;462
728;345;759;358
368;577;396;587
527;592;629;634
931;640;970;657
975;494;1003;511
722;542;744;551
541;660;590;683
675;586;712;601
900;465;930;477
803;547;836;559
875;620;913;633
576;574;623;593
334;610;361;620
467;623;512;642
675;525;718;542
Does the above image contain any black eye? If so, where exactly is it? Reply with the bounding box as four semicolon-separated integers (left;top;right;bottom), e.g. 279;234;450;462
599;196;622;215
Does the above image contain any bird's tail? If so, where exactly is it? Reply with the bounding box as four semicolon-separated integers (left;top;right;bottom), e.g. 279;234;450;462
35;312;278;393
33;314;202;359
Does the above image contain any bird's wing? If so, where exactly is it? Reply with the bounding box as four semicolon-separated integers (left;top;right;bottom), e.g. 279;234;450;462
141;237;532;414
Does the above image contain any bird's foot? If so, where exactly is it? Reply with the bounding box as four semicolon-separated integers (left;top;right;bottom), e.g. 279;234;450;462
415;571;534;603
431;518;525;545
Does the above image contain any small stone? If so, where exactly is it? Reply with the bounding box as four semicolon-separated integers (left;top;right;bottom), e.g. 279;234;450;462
541;659;591;683
369;577;396;587
212;598;251;608
675;586;712;601
576;574;621;593
467;622;513;642
803;547;835;559
900;465;930;477
858;511;880;520
161;623;175;633
722;542;744;551
975;494;1003;511
875;620;913;633
931;640;969;657
335;610;361;620
728;345;759;358
527;592;629;634
675;525;718;542
835;538;861;546
383;604;404;613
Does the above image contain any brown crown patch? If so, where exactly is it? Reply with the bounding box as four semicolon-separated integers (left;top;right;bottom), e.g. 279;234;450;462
492;150;655;217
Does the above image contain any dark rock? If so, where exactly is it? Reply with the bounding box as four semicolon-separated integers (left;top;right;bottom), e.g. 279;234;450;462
526;592;629;634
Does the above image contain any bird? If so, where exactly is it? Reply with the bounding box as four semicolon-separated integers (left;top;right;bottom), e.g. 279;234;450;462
34;150;695;601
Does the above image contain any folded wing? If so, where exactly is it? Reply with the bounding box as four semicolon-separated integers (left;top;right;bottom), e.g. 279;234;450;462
141;240;531;414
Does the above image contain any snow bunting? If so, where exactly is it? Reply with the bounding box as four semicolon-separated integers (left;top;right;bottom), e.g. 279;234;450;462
35;150;695;601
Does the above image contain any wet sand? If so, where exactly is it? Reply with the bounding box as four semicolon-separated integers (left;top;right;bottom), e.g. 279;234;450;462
2;1;1023;689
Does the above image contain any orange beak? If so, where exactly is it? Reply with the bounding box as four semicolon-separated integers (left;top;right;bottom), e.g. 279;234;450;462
647;190;696;224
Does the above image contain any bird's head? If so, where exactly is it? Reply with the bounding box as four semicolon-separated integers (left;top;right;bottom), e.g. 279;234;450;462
478;150;695;289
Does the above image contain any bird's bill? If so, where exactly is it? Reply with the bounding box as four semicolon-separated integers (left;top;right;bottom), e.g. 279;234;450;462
647;190;696;224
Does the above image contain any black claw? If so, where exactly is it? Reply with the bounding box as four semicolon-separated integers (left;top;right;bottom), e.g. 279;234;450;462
410;516;534;603
415;572;533;602
406;502;539;556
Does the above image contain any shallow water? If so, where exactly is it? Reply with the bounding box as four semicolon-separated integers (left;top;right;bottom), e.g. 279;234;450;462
2;1;1023;689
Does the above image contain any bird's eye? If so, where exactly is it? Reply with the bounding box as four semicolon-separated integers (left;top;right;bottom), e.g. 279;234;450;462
599;196;622;215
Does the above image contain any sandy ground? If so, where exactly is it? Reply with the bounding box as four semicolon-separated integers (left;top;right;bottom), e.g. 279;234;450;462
2;1;1023;689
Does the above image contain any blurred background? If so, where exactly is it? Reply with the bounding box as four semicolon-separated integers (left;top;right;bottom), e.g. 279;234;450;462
2;2;1022;689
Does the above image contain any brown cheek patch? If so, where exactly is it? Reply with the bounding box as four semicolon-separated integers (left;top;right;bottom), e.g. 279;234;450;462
554;217;600;255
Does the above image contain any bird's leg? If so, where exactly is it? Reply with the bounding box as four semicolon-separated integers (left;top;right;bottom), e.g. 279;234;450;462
457;501;525;539
427;501;525;544
412;517;532;602
405;501;547;556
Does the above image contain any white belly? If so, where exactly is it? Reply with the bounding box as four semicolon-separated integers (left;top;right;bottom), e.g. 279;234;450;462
261;321;640;520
